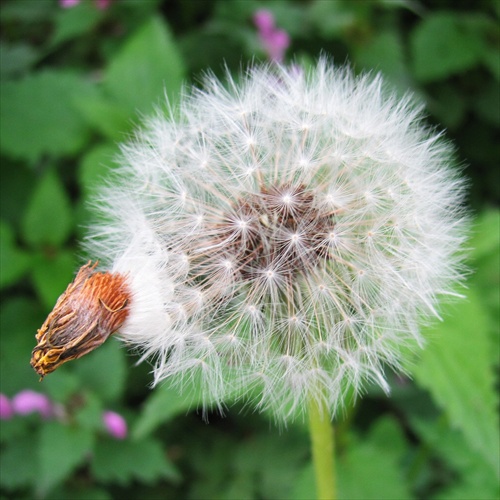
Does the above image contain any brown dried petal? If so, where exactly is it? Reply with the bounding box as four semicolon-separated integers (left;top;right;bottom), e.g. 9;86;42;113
31;261;130;379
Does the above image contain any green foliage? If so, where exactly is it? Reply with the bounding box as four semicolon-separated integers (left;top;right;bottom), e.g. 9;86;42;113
104;16;186;118
413;285;499;474
0;72;92;161
38;422;95;495
0;1;498;499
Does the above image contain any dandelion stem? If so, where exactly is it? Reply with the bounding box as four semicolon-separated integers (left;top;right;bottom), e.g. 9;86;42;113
308;396;337;500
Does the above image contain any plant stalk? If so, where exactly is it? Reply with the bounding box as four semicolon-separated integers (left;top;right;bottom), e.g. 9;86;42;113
308;397;337;500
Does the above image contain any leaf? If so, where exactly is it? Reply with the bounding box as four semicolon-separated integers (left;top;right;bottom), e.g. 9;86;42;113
49;1;103;49
0;220;31;289
337;417;410;499
0;297;46;394
91;437;180;485
412;285;500;476
307;1;357;38
132;382;203;439
38;422;94;495
0;434;38;490
0;42;38;78
0;71;92;161
31;250;76;310
132;373;238;439
104;16;186;118
411;12;486;82
72;90;133;141
412;417;499;500
353;31;412;95
78;143;121;196
72;339;127;402
22;169;73;248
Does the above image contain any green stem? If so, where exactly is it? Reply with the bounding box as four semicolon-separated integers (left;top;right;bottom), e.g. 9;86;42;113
308;397;337;500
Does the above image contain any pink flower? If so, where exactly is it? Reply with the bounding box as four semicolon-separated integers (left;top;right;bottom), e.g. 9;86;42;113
59;0;112;9
0;394;13;420
60;0;80;7
103;410;127;439
11;390;53;418
253;9;275;35
253;9;290;63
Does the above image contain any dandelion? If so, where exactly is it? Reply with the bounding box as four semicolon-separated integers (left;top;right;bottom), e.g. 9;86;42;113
31;60;467;499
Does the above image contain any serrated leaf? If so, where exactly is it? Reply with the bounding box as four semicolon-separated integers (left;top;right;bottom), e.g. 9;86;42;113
411;12;486;82
104;16;185;117
22;170;73;247
38;422;94;495
412;286;500;476
91;437;180;485
72;339;127;402
0;220;31;288
338;417;410;499
0;71;92;161
412;417;499;500
31;250;76;309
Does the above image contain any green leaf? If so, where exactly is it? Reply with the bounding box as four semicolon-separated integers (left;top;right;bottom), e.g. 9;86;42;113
0;434;38;490
0;297;46;394
22;169;73;248
0;71;92;161
38;422;94;495
0;220;31;288
78;143;121;196
412;417;499;500
0;157;36;226
91;437;180;485
353;31;411;94
104;16;186;118
468;210;500;337
412;285;500;476
132;382;203;439
49;1;103;49
338;417;410;499
72;339;127;402
411;12;486;82
73;90;133;141
0;42;38;79
31;251;76;310
307;1;357;38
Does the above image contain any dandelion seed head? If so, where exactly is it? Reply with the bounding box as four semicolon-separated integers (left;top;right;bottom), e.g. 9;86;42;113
77;60;469;421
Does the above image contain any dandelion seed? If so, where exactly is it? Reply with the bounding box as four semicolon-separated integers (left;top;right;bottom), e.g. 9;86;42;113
31;60;468;422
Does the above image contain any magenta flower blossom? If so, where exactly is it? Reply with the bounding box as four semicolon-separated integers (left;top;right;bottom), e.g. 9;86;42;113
59;0;112;9
253;9;290;63
103;410;127;439
0;394;13;420
60;0;80;7
11;390;53;418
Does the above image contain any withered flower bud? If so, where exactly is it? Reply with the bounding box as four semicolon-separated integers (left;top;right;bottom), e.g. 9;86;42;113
31;261;130;379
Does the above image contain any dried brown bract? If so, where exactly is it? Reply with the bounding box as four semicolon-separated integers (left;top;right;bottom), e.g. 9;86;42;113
31;261;131;379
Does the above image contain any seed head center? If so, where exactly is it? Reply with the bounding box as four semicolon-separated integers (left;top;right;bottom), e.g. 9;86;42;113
220;184;336;280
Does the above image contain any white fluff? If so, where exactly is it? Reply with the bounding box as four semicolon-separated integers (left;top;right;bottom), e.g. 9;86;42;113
85;60;468;421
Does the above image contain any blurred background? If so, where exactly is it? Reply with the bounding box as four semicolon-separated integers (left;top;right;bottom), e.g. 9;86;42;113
0;1;498;499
